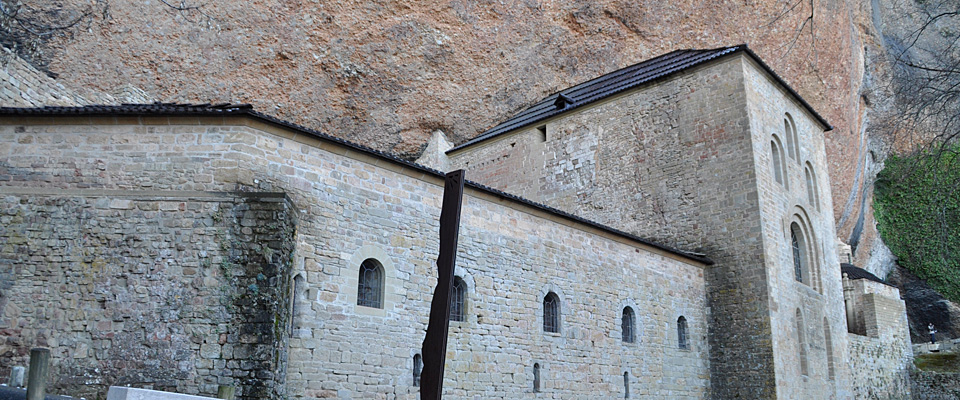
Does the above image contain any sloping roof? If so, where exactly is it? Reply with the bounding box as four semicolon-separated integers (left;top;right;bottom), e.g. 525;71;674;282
841;263;893;286
450;44;832;153
0;103;713;266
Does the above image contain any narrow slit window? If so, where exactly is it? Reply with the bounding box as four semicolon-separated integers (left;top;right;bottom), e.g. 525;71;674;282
413;354;422;387
624;371;630;398
824;318;835;380
537;125;547;142
797;309;808;376
533;363;541;392
289;274;304;335
678;316;689;350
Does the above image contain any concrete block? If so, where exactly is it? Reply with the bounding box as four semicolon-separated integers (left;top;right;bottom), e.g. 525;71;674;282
106;387;220;400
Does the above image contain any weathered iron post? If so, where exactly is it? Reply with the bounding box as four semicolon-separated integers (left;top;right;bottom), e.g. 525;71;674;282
420;170;465;400
25;348;49;400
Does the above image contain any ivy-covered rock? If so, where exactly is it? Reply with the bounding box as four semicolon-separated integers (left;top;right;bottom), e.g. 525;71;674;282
875;148;960;302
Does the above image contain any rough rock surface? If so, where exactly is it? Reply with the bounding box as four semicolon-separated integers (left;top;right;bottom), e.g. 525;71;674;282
4;0;957;326
889;265;960;344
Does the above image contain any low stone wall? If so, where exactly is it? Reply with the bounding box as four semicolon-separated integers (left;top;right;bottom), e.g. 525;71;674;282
911;370;960;399
848;334;913;399
914;338;960;355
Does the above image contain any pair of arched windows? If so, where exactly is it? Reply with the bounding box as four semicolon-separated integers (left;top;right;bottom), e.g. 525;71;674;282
356;258;467;322
770;114;823;211
620;306;688;349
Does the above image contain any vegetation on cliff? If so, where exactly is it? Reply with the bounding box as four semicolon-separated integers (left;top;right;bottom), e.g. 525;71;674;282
875;147;960;302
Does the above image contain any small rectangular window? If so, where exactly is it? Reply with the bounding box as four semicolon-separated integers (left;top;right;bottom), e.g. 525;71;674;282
537;125;547;142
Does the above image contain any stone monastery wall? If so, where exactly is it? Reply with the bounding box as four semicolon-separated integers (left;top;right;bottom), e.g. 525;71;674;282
741;55;851;398
0;116;710;399
436;52;908;399
844;279;912;398
445;54;781;398
0;189;296;400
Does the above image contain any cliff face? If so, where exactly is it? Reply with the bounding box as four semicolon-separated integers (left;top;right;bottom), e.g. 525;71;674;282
3;0;939;268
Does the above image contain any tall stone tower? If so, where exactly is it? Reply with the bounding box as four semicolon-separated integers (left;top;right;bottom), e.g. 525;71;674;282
420;46;848;398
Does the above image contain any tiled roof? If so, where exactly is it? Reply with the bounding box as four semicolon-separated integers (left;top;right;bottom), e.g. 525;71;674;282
0;102;255;116
450;44;832;152
0;102;713;266
841;263;892;286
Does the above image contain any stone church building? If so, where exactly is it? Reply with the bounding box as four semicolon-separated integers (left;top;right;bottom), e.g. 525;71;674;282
0;45;911;398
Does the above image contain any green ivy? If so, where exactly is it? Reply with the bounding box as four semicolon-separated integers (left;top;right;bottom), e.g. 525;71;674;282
875;147;960;302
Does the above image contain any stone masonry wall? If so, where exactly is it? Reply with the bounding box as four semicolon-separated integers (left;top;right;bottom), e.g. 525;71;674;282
0;116;710;398
846;279;912;399
445;54;776;398
0;47;115;107
849;334;912;399
911;370;960;400
740;56;851;398
0;186;296;400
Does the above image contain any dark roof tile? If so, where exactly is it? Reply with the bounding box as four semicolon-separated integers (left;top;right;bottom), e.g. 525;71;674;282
841;263;892;286
450;44;832;152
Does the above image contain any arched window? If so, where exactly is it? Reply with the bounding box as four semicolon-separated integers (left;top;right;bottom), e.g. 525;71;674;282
533;363;541;392
289;274;304;334
824;318;835;380
357;259;384;308
771;141;784;184
412;354;422;387
771;136;788;188
622;307;636;343
805;163;821;211
791;222;808;284
785;113;800;160
451;276;466;322
796;309;808;376
543;292;560;333
677;316;689;350
623;371;630;398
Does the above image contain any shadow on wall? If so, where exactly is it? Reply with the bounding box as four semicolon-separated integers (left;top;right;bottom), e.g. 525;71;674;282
888;265;958;343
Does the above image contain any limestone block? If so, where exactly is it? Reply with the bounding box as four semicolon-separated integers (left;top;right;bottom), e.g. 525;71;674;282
106;387;219;400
